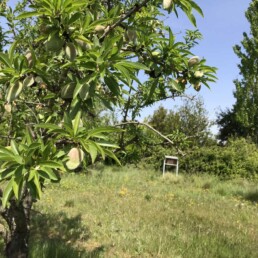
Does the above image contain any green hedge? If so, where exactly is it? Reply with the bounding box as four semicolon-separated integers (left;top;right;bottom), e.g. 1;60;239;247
180;138;258;179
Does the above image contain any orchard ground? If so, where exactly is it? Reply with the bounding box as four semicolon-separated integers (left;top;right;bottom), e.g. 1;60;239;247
1;165;257;258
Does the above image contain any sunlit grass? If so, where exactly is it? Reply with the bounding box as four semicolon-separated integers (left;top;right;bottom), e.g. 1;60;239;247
1;166;258;257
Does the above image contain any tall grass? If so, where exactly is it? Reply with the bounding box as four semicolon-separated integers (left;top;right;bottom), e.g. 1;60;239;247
1;166;258;257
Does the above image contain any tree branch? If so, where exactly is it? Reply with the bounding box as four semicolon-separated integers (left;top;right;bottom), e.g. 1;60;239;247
115;120;185;156
134;93;196;110
100;0;151;40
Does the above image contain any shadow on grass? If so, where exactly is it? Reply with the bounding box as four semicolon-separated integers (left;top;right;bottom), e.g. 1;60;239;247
244;189;258;203
29;211;104;258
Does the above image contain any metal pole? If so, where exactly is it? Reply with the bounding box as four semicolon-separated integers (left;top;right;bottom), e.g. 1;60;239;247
163;159;166;176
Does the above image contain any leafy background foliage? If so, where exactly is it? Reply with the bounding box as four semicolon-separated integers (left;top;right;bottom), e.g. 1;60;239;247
217;0;258;144
181;138;258;179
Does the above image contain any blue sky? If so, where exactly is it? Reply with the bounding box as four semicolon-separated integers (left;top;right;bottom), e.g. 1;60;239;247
141;0;251;134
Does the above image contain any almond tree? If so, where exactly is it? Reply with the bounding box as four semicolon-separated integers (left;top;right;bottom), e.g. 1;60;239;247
0;0;216;257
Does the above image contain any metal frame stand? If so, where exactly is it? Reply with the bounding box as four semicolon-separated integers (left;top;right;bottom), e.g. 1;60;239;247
163;156;179;176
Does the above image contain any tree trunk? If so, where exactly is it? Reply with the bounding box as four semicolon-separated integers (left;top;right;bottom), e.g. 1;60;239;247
1;193;32;258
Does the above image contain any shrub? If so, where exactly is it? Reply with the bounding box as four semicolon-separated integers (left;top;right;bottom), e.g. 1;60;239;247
180;138;258;179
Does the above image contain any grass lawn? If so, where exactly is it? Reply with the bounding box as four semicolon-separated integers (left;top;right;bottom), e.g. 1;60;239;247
1;165;258;257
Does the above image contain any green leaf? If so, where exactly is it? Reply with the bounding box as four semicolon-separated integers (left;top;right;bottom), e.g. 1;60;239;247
65;1;87;11
72;110;81;136
147;79;158;100
113;64;139;85
0;168;15;180
65;42;77;61
9;40;19;61
97;95;114;111
26;47;37;68
0;146;23;163
48;128;70;136
189;0;204;17
36;2;52;16
38;168;59;181
27;142;42;150
73;80;84;99
33;171;42;199
63;0;73;9
75;34;92;45
41;143;52;160
169;28;174;47
43;93;56;99
28;169;35;182
10;140;19;155
6;81;24;102
0;154;17;162
40;0;53;11
64;112;73;129
56;150;66;159
0;53;12;67
55;0;62;11
93;143;105;160
16;11;43;20
39;161;63;169
0;146;16;156
78;83;89;100
68;12;81;24
116;61;150;71
87;141;98;163
2;179;14;208
202;80;211;89
69;97;81;119
12;166;24;199
62;124;74;136
170;79;184;92
104;149;121;165
37;170;51;180
104;76;120;95
185;11;197;27
23;75;35;87
25;126;34;145
36;123;61;130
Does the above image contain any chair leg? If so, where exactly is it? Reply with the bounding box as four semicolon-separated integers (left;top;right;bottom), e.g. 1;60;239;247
163;160;166;176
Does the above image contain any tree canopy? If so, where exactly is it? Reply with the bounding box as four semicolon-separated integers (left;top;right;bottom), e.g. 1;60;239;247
0;0;216;257
149;97;213;147
217;0;258;143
